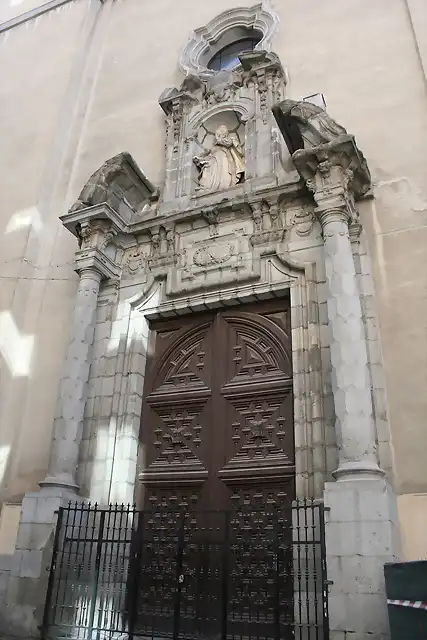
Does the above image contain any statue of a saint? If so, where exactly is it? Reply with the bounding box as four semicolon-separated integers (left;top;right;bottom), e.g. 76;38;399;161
194;125;245;192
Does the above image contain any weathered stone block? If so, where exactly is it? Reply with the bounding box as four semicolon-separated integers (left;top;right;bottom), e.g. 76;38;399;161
325;478;398;638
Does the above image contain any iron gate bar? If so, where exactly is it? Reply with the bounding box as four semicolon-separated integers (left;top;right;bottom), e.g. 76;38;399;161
41;500;330;640
221;510;229;640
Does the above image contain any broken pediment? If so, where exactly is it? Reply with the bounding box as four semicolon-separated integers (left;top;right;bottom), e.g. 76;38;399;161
272;99;371;199
69;152;158;222
272;99;347;154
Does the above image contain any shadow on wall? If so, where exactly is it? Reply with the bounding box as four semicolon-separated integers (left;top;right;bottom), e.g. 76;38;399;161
77;316;150;507
0;311;34;498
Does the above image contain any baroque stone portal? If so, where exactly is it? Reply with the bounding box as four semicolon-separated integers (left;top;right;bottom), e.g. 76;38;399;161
194;124;245;192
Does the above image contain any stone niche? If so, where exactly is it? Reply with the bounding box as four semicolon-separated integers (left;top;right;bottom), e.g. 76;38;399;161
192;109;246;194
159;49;295;213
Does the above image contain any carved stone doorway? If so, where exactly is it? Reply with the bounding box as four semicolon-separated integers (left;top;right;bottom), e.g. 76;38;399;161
138;299;295;510
132;301;311;639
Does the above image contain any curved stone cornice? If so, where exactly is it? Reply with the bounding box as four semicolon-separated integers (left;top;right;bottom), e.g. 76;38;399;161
69;151;157;220
179;2;279;80
273;100;371;203
272;99;347;153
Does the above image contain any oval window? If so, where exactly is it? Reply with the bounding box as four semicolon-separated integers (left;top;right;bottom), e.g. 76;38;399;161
207;37;260;71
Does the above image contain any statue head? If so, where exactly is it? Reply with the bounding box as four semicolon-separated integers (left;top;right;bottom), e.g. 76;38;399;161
215;125;229;144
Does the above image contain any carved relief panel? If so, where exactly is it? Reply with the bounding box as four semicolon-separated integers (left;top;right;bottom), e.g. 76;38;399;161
139;301;294;511
174;215;254;294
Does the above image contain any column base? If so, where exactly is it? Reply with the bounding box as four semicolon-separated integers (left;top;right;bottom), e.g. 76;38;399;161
324;477;401;640
333;460;386;481
1;488;85;639
39;473;79;493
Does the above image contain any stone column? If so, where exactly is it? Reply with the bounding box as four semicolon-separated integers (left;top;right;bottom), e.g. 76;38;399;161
295;139;383;481
316;204;382;480
294;139;399;640
41;221;119;492
40;266;102;492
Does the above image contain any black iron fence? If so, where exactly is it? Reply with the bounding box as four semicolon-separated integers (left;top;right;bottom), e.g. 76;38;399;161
41;501;329;640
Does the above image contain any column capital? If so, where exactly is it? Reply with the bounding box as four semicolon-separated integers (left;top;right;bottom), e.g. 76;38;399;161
292;135;371;227
75;246;121;281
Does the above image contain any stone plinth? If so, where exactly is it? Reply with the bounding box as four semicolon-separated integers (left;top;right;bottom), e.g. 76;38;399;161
325;478;399;640
3;489;81;639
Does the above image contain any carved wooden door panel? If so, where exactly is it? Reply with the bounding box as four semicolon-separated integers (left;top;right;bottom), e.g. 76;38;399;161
139;300;295;510
139;317;215;510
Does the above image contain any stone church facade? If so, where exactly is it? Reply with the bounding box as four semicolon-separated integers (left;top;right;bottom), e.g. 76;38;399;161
0;1;427;639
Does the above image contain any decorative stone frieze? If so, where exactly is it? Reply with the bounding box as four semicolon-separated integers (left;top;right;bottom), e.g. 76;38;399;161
147;225;178;270
249;198;286;246
201;208;219;236
123;244;147;275
284;202;316;237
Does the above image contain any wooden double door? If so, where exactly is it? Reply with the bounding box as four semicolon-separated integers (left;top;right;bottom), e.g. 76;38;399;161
133;301;296;638
139;300;295;511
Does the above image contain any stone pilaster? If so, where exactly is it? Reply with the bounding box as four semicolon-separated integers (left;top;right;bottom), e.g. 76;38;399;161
240;50;287;184
293;137;400;639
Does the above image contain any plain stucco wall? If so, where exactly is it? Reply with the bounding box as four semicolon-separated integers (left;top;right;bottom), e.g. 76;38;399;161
0;0;427;558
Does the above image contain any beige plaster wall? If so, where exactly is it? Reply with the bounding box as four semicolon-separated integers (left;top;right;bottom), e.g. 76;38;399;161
398;494;427;560
0;0;46;23
1;0;427;556
0;0;95;501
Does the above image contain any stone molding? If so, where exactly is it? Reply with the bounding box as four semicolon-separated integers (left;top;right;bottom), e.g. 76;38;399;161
178;2;279;80
61;202;127;239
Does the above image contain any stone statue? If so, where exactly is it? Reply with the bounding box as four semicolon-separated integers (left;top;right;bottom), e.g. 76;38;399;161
194;125;245;192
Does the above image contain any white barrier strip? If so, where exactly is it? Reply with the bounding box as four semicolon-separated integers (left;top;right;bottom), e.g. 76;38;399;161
387;599;427;610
